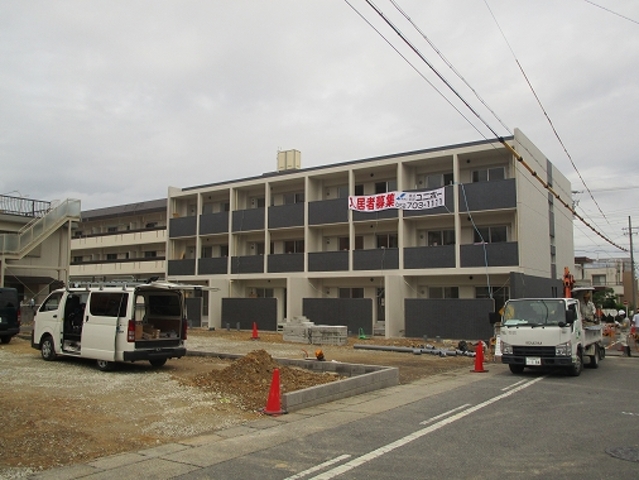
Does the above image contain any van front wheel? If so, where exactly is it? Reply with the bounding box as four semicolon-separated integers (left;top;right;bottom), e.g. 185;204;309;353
41;336;57;361
149;358;167;368
0;336;11;344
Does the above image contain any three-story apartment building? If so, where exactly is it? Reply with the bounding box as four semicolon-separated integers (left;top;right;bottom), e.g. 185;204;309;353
166;129;571;340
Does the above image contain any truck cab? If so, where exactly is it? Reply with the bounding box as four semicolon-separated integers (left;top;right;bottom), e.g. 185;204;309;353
499;297;604;376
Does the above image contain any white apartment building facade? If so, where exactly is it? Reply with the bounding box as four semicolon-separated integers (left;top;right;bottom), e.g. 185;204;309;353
165;129;573;340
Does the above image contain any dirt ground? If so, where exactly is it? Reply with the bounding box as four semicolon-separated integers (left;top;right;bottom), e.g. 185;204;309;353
0;329;478;478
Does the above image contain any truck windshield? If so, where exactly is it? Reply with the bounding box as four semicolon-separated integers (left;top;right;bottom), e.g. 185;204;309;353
503;300;565;326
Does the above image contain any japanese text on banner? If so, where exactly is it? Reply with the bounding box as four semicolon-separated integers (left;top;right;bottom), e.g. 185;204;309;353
348;187;445;212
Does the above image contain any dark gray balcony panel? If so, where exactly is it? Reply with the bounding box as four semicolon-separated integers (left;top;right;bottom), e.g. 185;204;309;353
230;255;264;274
303;298;373;336
405;299;494;339
308;198;349;225
460;241;518;267
458;178;516;212
308;251;349;271
232;208;265;232
198;257;228;275
167;259;196;276
404;245;455;269
353;248;399;270
222;298;277;331
267;253;304;273
168;216;197;238
199;212;229;235
403;185;454;218
269;203;304;229
353;209;398;222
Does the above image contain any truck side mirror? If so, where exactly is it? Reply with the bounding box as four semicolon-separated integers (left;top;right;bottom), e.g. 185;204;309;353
565;309;576;324
489;312;501;324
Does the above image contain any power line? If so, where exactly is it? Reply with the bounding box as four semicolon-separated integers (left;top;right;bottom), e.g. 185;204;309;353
347;0;627;253
483;0;610;226
583;0;639;25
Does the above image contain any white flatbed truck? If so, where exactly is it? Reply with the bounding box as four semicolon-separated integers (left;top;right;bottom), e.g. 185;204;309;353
497;296;604;376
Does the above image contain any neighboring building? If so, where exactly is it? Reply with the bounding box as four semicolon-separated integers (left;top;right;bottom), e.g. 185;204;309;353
574;256;637;306
69;199;167;283
0;194;81;305
165;129;572;339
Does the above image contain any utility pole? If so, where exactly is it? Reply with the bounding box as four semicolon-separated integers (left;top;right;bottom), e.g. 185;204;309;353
623;216;638;311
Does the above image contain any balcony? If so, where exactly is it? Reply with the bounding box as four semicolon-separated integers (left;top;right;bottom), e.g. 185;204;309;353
404;245;455;269
200;212;229;235
169;216;196;238
230;255;264;274
308;251;349;272
268;203;304;229
232;208;265;232
267;253;304;273
167;259;196;276
403;184;454;218
353;248;399;270
198;257;228;275
460;241;518;267
308;198;349;225
458;178;516;212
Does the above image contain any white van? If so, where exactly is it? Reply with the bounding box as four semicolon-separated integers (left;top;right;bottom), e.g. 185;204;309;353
32;282;189;371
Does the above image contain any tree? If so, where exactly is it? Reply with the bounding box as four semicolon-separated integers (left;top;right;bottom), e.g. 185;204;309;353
593;288;621;310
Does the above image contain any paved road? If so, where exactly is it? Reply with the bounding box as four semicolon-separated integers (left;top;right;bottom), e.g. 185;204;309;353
32;354;639;480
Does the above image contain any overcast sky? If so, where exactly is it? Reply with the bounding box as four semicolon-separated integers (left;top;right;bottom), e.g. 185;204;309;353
1;0;638;259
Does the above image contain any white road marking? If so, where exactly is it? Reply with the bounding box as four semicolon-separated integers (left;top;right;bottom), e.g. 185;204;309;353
502;379;528;391
283;454;352;480
419;404;471;425
308;376;545;479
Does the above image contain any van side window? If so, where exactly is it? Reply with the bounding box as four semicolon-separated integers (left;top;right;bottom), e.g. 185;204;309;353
89;293;129;317
41;292;63;312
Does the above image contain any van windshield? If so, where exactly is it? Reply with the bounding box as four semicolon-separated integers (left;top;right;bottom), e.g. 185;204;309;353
503;300;565;327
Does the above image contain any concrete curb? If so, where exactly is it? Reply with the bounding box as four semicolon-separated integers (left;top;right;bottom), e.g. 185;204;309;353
186;350;399;412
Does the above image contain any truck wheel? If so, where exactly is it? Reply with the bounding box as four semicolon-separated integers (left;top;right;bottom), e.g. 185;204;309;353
509;364;525;374
41;336;57;361
149;358;167;368
0;336;11;344
569;350;583;376
96;360;115;371
588;349;600;369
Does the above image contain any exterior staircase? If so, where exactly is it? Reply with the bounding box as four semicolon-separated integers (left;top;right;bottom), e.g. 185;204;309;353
0;198;81;260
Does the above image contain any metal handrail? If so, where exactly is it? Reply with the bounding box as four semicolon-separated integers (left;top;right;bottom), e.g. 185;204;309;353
0;198;81;256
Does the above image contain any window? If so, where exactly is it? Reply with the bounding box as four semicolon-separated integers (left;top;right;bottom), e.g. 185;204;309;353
219;245;229;257
106;253;117;261
592;274;606;286
337;186;349;198
107;226;118;233
144;251;157;258
354;236;364;250
283;192;305;205
375;180;397;194
339;237;349;250
425;172;454;189
254;288;273;298
251;197;265;208
201;246;212;258
284;240;304;253
376;234;398;249
339;288;364;298
427;230;455;246
472;167;505;183
253;242;265;255
72;256;83;263
428;287;459;299
474;226;507;243
354;184;364;196
145;222;158;228
41;292;63;312
89;292;129;317
73;230;83;238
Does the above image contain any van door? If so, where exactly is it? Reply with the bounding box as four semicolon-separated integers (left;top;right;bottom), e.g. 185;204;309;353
33;291;65;347
81;291;129;361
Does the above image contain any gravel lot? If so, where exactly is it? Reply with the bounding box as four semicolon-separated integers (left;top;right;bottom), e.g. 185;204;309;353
1;329;475;479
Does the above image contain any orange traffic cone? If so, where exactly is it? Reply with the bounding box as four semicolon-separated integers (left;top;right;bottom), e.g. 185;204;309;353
262;368;286;416
251;322;259;340
471;341;488;373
